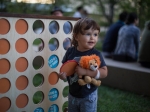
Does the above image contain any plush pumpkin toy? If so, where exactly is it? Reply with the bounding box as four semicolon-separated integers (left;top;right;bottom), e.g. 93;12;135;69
78;54;101;87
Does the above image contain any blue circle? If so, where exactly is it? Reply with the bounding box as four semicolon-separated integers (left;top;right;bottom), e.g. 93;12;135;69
34;107;44;112
48;88;59;101
48;104;59;112
48;55;59;68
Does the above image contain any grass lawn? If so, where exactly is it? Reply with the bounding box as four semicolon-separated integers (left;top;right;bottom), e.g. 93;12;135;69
97;85;150;112
63;85;150;112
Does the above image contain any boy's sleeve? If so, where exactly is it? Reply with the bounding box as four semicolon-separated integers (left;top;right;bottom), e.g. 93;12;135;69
62;47;71;64
98;52;106;67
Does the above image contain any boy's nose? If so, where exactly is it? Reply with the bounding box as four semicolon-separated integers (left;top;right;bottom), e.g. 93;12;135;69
90;35;94;39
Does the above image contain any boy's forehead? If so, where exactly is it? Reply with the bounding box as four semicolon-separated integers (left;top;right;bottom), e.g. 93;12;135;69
84;28;99;32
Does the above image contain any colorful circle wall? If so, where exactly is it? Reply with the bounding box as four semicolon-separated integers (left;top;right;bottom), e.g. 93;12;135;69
0;15;77;112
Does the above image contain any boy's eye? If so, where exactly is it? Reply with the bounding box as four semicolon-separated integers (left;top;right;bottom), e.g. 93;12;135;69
94;33;98;36
85;33;90;36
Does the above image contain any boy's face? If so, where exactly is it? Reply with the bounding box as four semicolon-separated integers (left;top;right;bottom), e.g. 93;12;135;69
75;28;99;51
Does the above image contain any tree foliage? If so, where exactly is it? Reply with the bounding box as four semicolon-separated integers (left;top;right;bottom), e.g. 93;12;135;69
57;0;150;29
0;0;150;29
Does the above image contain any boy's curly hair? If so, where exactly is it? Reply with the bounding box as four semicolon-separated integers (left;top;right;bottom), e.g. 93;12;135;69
72;18;100;47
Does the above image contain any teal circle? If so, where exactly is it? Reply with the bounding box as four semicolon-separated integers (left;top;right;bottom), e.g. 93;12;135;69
48;104;59;112
48;88;59;101
48;55;59;68
34;107;44;112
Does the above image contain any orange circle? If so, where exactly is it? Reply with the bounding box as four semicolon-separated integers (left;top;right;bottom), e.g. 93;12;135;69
16;75;28;90
48;72;59;85
0;39;10;54
15;38;28;53
15;57;28;72
0;78;11;93
0;97;11;112
15;19;28;34
0;59;10;74
0;18;10;35
16;94;28;108
60;60;78;76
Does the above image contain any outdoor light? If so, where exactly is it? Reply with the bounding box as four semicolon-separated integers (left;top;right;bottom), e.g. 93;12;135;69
13;0;55;4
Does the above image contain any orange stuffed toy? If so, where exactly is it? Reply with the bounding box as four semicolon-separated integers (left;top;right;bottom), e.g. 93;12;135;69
78;54;101;87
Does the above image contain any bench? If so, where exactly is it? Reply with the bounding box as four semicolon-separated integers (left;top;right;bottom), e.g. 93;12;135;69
101;57;150;97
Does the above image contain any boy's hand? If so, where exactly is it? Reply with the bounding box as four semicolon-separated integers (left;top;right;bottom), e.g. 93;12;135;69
58;72;67;80
75;65;86;76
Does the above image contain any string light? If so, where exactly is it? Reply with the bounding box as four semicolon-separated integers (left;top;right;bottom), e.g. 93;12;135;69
16;0;55;4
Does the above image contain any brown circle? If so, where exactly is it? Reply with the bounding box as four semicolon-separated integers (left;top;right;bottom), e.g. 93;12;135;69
15;57;28;72
15;38;28;53
0;59;10;74
0;18;10;35
0;39;10;54
48;72;59;85
0;78;11;93
15;19;28;34
16;75;28;90
0;97;11;112
16;94;28;108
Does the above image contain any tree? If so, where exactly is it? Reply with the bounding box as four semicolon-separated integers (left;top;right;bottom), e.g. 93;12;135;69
1;0;150;29
137;0;150;29
0;0;11;12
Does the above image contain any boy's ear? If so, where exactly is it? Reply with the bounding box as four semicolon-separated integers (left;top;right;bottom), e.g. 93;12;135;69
75;36;78;41
73;33;77;37
73;33;78;40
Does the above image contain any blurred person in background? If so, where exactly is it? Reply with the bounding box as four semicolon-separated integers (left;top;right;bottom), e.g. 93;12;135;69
138;20;150;68
113;12;140;62
50;6;63;16
73;5;85;18
102;11;128;58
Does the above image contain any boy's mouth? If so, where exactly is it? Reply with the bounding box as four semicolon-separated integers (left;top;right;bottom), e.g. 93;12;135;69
88;42;95;44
